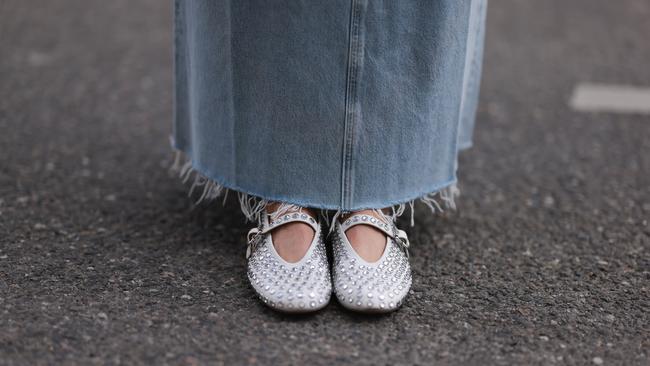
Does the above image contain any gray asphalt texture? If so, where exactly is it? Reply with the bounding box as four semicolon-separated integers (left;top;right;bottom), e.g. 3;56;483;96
1;1;649;365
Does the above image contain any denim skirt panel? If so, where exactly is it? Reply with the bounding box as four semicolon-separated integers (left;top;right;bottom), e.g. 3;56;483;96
171;0;487;218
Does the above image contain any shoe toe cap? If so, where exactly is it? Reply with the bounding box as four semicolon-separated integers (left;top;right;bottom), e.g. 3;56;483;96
249;268;332;312
334;273;412;312
336;288;409;312
254;283;332;312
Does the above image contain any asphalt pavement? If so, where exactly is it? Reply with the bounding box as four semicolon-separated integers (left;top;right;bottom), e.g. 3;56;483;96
0;1;648;365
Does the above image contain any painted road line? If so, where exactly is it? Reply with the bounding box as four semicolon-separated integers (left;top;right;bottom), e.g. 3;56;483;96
569;83;650;114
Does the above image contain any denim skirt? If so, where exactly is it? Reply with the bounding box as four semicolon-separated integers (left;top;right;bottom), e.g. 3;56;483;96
171;0;487;224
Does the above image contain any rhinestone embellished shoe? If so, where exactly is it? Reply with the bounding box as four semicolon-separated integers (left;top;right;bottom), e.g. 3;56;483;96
331;213;412;313
246;210;332;313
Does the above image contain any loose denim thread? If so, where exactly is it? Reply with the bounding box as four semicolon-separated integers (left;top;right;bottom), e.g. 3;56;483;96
170;149;459;231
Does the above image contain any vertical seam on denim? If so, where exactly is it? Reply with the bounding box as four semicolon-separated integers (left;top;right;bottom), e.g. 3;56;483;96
468;0;487;117
461;0;487;153
185;2;196;159
452;0;478;175
466;0;486;118
227;1;238;185
172;0;183;148
341;0;362;211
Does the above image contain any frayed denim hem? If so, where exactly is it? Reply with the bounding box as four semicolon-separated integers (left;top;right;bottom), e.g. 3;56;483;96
169;146;460;231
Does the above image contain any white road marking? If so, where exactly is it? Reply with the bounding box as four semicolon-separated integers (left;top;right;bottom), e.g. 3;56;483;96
569;83;650;114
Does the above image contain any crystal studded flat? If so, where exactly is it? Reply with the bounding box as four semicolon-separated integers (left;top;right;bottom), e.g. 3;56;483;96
246;210;332;313
331;213;412;313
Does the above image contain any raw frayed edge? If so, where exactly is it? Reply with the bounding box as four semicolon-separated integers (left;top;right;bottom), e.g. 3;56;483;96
170;150;460;230
170;150;308;227
324;183;460;236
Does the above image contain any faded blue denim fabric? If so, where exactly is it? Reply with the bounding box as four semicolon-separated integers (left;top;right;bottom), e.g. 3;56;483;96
172;0;487;213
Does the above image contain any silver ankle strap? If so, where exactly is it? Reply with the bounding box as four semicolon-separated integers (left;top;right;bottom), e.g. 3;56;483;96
245;211;319;259
339;214;410;258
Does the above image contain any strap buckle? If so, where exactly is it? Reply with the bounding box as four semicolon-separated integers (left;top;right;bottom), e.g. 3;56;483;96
245;227;264;259
394;229;410;259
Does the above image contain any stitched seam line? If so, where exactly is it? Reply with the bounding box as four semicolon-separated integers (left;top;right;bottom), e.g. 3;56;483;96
341;0;362;210
453;1;477;174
